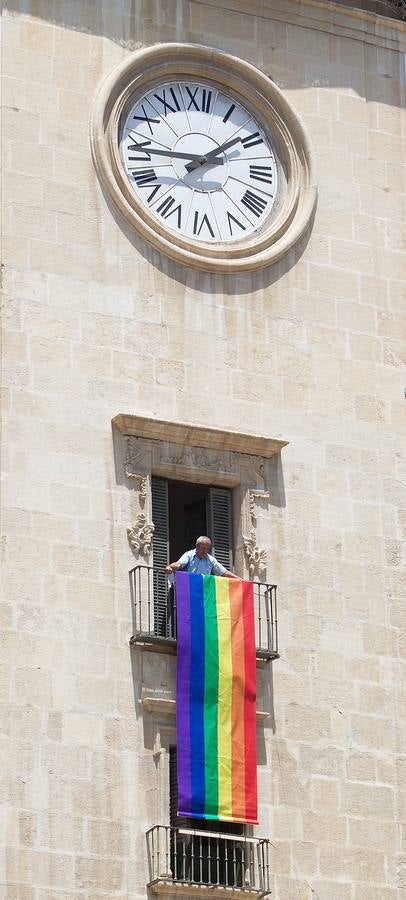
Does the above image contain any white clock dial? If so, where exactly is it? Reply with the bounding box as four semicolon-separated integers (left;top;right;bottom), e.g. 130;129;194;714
120;80;278;243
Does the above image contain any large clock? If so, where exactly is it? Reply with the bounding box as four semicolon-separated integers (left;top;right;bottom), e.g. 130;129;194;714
121;80;277;244
90;44;317;273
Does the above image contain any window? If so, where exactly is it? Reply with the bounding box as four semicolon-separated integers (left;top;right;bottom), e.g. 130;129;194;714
152;476;233;569
151;477;233;638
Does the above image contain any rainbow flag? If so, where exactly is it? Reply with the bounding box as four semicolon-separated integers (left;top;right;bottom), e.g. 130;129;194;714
176;572;257;824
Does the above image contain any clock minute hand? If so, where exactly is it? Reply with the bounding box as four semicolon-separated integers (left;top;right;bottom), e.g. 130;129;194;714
129;143;223;164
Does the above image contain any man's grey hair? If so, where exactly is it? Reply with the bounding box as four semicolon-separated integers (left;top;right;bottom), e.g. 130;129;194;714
196;536;212;546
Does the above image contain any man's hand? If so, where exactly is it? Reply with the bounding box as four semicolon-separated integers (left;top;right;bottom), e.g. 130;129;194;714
165;565;173;574
223;570;240;580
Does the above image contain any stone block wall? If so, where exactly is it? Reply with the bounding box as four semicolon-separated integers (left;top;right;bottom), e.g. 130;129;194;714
1;1;405;897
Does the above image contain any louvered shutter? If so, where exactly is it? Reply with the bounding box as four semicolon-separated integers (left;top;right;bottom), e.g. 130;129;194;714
151;477;170;636
169;746;189;827
169;745;178;826
208;487;233;571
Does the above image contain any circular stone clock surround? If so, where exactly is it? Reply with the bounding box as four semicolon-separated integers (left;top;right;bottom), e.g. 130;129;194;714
90;43;317;274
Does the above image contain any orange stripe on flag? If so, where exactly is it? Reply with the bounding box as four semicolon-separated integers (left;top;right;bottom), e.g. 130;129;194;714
242;580;258;824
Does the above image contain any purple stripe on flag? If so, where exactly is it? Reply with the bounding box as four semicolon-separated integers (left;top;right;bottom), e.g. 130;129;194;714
176;571;191;815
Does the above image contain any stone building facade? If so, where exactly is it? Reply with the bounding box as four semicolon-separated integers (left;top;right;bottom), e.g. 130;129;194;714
1;1;406;898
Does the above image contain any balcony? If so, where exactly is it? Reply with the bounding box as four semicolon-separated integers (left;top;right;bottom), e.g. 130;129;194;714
147;825;271;898
129;565;279;660
335;0;405;17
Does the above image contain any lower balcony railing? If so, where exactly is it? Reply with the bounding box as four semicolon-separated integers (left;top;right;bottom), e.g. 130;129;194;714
146;825;271;896
129;565;278;660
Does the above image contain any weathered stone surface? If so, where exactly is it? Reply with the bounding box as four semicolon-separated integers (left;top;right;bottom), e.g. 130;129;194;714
1;0;405;897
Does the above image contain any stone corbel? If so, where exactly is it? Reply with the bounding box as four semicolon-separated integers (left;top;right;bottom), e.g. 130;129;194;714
243;490;268;579
124;437;149;507
240;457;269;580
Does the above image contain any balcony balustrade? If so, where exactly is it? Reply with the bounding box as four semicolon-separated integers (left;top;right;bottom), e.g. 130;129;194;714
146;825;271;897
335;0;405;17
129;565;278;660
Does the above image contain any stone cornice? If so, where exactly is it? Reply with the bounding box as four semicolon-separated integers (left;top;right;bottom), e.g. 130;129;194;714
140;696;270;721
192;0;406;49
112;414;288;458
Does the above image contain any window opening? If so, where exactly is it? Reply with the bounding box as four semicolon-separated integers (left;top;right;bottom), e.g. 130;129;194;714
169;746;244;886
151;477;233;638
168;480;209;562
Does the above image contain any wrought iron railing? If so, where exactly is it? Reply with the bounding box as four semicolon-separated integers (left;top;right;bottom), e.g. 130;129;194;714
146;825;271;895
336;0;405;18
129;565;278;660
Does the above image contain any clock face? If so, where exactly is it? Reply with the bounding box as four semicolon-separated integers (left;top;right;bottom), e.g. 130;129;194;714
120;80;278;243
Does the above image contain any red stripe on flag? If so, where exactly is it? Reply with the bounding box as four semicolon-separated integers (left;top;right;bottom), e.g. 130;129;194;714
242;580;258;824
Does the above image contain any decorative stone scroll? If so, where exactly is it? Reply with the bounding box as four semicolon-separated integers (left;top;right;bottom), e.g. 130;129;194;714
127;513;155;559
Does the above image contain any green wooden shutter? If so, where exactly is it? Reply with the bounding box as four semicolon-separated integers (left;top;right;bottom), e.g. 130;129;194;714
208;487;233;571
151;477;170;636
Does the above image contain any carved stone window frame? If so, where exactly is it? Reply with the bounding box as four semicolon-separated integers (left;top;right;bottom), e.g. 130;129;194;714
113;414;288;580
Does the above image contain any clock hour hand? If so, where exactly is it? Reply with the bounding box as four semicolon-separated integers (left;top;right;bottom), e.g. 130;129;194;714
185;136;241;172
206;136;242;156
129;142;223;165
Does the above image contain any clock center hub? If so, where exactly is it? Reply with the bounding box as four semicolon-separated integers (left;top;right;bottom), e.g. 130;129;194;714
171;133;229;191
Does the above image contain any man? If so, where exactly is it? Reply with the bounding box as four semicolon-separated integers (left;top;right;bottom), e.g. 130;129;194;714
165;536;239;579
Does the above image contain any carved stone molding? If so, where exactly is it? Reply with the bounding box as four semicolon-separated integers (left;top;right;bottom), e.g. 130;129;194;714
127;513;155;559
113;415;288;459
115;414;288;576
124;432;240;487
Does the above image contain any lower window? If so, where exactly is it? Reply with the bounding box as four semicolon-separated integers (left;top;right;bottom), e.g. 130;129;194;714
169;746;244;887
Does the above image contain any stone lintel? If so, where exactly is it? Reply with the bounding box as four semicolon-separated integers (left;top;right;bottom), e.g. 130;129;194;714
113;414;288;459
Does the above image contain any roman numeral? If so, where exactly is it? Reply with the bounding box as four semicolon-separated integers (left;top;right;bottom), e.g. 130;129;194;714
185;86;199;110
193;211;215;238
185;86;213;114
241;131;264;150
201;89;212;114
146;184;161;204
132;168;157;186
222;103;235;124
153;87;181;116
128;138;152;160
227;211;246;235
249;165;273;185
156;195;182;228
241;189;268;218
133;104;160;134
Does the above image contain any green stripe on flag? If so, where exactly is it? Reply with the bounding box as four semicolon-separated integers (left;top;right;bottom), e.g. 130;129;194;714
203;575;219;817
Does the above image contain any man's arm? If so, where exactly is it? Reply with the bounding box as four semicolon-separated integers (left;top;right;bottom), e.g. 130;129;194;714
165;551;190;574
165;560;182;574
211;558;240;580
